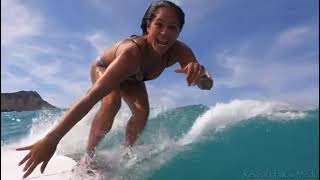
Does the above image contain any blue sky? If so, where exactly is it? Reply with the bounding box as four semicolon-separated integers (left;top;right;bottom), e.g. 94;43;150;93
1;0;319;109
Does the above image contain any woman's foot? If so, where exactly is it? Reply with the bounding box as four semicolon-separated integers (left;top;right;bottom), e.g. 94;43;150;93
120;147;138;168
72;153;96;176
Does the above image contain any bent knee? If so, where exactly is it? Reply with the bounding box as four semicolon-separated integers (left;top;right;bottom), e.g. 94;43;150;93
101;95;121;111
132;107;150;119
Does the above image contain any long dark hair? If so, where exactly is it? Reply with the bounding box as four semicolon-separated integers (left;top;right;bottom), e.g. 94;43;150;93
140;0;185;35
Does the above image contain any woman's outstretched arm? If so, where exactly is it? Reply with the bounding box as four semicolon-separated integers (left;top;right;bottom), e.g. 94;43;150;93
46;45;141;141
16;42;141;178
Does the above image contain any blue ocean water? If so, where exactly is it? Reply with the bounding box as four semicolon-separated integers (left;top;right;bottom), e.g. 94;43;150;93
1;100;319;180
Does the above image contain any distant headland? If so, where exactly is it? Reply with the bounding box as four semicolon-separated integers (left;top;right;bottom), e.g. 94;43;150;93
1;91;57;112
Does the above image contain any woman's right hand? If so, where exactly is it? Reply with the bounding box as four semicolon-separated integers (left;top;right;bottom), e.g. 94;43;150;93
16;136;59;178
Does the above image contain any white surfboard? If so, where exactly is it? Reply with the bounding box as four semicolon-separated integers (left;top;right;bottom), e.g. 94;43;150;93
1;150;76;180
64;143;174;179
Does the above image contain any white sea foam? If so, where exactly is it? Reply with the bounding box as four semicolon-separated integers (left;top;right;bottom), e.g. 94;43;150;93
1;99;308;180
55;103;132;155
179;99;306;145
6;102;131;156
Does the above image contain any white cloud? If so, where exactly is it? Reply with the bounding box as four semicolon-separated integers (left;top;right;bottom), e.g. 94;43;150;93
216;53;317;90
274;25;315;49
41;79;91;108
215;23;318;89
212;23;319;108
1;0;43;46
147;83;213;108
3;48;61;77
1;41;92;107
267;87;319;110
86;32;117;55
1;71;36;92
1;1;317;110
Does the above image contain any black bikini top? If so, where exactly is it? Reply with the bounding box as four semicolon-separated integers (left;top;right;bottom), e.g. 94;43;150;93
123;35;172;82
98;35;172;82
126;35;149;82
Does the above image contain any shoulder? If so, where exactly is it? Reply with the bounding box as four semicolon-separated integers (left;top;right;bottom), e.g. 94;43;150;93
171;40;190;51
107;38;143;74
169;40;192;58
100;37;143;64
130;35;146;46
166;40;198;67
114;38;143;61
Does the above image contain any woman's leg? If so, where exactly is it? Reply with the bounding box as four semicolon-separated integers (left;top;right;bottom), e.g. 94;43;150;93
86;63;121;156
120;81;150;147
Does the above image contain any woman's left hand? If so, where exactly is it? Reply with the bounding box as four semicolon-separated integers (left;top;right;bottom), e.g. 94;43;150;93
174;62;206;86
16;136;58;178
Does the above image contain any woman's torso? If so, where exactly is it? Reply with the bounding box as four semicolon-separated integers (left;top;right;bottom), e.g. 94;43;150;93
97;35;176;82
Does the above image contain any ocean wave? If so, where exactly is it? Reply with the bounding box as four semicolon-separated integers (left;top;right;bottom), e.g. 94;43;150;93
179;99;307;145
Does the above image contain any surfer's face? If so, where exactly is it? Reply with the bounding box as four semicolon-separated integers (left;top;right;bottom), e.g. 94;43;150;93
147;7;180;56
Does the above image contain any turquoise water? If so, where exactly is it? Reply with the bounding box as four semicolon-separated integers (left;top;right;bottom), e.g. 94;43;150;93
1;100;319;179
149;112;319;179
